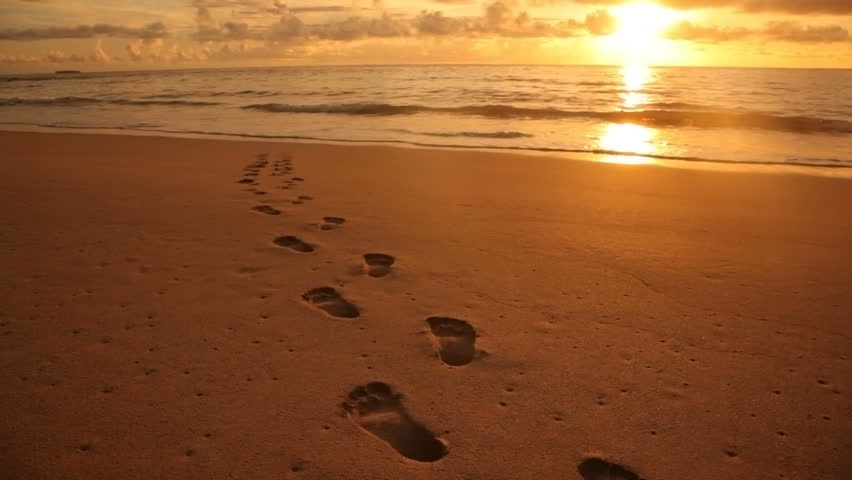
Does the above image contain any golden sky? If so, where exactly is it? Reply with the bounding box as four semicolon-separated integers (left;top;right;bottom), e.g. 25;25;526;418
0;0;850;71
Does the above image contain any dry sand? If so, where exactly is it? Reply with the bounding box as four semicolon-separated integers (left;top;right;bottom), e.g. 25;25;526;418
0;131;850;480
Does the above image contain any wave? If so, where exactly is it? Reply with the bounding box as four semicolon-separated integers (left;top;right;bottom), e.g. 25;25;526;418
3;121;850;170
391;128;533;139
637;102;715;111
242;102;852;134
0;96;221;107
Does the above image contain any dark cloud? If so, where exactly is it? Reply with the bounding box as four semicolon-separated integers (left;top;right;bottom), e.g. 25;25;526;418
289;6;347;13
0;22;169;41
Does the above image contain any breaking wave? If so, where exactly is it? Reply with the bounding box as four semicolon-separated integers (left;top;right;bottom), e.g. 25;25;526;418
242;102;852;134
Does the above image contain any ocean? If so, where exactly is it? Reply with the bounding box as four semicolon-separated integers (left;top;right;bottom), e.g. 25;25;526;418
2;65;851;169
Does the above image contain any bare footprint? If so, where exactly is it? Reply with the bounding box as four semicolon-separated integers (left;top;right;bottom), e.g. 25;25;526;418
342;382;447;462
273;236;314;253
427;317;476;366
363;253;395;278
251;205;281;216
302;287;358;318
578;458;643;480
320;217;346;231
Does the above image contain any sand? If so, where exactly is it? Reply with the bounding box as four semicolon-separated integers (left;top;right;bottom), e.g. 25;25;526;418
0;130;850;480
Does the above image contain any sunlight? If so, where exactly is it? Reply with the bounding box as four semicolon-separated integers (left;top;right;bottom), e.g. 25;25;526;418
620;64;650;109
599;123;656;164
596;2;684;65
611;2;681;44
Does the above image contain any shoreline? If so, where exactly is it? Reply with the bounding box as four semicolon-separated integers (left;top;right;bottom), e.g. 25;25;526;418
3;125;851;178
1;130;850;480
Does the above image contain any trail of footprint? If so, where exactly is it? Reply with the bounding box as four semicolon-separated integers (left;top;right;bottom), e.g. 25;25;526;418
320;217;346;230
363;253;395;278
342;382;447;462
578;458;643;480
302;287;359;318
427;317;476;366
273;236;314;253
251;205;281;216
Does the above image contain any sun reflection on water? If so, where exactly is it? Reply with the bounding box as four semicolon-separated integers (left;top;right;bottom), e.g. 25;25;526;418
600;123;655;164
620;64;650;109
599;65;658;165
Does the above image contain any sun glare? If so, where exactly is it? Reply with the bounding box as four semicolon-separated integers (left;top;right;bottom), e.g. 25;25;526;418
597;2;683;65
599;123;656;165
611;2;681;43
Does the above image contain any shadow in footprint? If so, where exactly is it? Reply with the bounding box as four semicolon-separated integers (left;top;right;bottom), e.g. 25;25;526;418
273;236;314;253
578;458;643;480
342;382;447;462
303;287;358;318
363;253;395;278
251;205;281;216
320;217;346;230
427;317;476;366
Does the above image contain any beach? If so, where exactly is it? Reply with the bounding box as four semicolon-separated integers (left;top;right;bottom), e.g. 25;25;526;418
1;130;850;479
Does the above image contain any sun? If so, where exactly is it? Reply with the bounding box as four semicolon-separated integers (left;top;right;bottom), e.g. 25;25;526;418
611;2;681;43
596;2;684;65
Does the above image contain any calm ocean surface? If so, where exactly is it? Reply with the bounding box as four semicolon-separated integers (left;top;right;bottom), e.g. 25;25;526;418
2;65;851;168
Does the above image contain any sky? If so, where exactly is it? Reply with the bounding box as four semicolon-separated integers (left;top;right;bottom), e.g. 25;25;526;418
0;0;850;72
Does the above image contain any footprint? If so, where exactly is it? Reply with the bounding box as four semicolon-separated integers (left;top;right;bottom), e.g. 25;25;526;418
320;217;346;231
273;236;314;253
426;317;476;366
342;382;447;462
302;287;359;318
578;458;643;480
251;205;281;216
363;253;395;278
237;178;254;184
298;195;313;201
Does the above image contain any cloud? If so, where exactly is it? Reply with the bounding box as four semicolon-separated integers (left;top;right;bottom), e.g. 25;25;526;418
666;20;851;43
190;0;851;46
573;0;852;15
92;39;111;62
0;22;169;42
765;21;850;42
0;42;115;65
665;20;753;42
582;8;616;36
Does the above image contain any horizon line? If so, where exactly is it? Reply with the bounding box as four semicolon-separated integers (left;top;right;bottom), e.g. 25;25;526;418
3;62;852;76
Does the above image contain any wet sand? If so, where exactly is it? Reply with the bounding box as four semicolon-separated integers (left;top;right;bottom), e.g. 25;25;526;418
1;131;850;480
